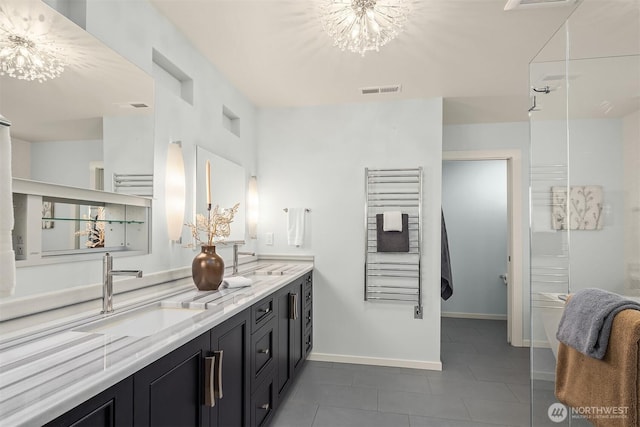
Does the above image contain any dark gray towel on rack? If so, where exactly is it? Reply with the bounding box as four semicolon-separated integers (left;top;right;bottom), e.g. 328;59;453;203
556;288;640;359
441;210;453;301
376;214;409;252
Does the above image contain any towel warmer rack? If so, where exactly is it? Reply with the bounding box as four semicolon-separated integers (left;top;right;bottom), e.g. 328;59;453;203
113;173;154;197
364;167;423;319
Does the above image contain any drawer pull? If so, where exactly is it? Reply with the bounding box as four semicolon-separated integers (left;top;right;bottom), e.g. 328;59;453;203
258;348;270;355
204;356;215;407
260;403;270;411
214;350;224;399
289;293;299;320
258;307;271;314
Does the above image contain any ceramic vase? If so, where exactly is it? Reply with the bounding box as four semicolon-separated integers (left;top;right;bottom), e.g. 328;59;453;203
192;245;224;291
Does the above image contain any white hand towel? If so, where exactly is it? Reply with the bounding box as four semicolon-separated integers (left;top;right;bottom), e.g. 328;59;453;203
0;124;13;233
222;276;253;288
0;250;16;297
286;208;305;247
0;122;15;297
383;211;403;232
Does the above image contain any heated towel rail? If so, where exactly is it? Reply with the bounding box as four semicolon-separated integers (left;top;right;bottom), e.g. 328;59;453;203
364;167;423;319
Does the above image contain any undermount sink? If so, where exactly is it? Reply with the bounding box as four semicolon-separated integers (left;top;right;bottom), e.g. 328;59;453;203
73;302;208;337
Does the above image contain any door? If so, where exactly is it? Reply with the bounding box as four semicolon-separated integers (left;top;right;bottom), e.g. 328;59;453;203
211;308;251;427
133;332;210;427
45;377;133;427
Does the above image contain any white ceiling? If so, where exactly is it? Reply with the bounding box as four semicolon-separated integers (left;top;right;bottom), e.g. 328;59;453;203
149;0;589;123
0;0;154;142
1;0;638;144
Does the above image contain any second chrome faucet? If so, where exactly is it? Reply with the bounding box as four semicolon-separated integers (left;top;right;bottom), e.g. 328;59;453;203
102;253;142;314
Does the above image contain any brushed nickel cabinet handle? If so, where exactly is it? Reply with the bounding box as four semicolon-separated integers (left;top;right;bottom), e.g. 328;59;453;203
214;350;224;399
258;307;271;314
289;293;299;320
260;403;270;411
205;356;215;407
258;348;270;354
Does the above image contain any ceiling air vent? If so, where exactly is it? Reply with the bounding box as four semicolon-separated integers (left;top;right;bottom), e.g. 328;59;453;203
504;0;576;11
360;85;402;95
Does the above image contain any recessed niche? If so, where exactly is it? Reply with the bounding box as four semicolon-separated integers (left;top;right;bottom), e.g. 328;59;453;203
152;48;193;105
222;105;240;137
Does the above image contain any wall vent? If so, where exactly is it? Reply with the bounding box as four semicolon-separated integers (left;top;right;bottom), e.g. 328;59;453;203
504;0;576;11
360;84;402;95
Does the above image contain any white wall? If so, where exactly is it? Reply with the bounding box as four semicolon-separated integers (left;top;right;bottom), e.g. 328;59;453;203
257;99;443;368
566;118;625;293
11;138;30;179
11;0;257;298
30;139;102;188
442;160;508;318
623;110;640;295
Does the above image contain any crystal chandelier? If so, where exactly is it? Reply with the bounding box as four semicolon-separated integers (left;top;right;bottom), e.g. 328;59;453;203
0;28;65;82
320;0;410;57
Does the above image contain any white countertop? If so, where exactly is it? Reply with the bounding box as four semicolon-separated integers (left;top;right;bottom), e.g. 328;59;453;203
0;261;313;427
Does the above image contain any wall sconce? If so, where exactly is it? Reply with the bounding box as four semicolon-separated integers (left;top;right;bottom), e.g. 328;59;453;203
165;141;185;242
247;175;259;239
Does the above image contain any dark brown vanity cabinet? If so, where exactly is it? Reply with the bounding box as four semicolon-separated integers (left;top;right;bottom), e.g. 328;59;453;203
210;309;251;427
275;272;312;402
45;271;312;427
133;332;211;427
45;377;134;427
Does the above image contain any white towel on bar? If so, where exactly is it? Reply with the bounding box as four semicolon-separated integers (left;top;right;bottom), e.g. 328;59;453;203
0;250;15;297
287;208;305;247
0;122;15;297
383;211;403;232
222;276;253;288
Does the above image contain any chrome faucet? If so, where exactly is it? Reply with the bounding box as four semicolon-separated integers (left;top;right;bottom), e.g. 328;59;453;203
102;253;142;314
232;243;255;275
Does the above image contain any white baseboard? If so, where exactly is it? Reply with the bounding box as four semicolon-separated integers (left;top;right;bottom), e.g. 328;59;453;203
525;339;551;348
532;370;556;382
441;312;507;320
307;352;442;371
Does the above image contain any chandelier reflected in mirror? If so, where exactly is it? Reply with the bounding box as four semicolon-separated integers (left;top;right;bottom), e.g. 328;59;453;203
320;0;410;57
0;29;64;82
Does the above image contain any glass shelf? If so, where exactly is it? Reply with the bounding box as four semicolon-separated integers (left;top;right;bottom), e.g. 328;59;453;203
41;217;145;225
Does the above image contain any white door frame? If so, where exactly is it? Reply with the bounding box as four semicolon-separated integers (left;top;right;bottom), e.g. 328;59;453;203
442;150;524;347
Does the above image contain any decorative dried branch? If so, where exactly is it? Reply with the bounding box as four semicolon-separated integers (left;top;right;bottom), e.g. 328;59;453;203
184;203;240;247
75;207;105;248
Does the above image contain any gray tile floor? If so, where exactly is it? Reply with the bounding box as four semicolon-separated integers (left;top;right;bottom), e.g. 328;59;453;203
272;318;535;427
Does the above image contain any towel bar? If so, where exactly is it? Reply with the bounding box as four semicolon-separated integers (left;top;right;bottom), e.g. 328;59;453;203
364;167;423;319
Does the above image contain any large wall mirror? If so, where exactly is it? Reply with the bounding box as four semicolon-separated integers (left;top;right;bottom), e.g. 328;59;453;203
195;147;246;244
2;0;155;192
0;0;155;302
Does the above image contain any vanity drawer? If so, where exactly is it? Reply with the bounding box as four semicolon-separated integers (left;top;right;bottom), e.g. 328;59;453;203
251;295;275;333
304;328;313;357
251;318;275;391
251;374;275;427
304;303;312;331
303;276;312;308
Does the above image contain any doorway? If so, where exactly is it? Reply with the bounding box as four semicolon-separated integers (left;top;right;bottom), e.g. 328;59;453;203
442;150;524;346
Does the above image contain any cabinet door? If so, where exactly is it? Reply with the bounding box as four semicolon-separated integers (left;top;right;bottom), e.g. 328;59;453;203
211;308;250;427
276;279;306;399
275;286;293;397
133;332;210;427
290;279;305;378
45;377;133;427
